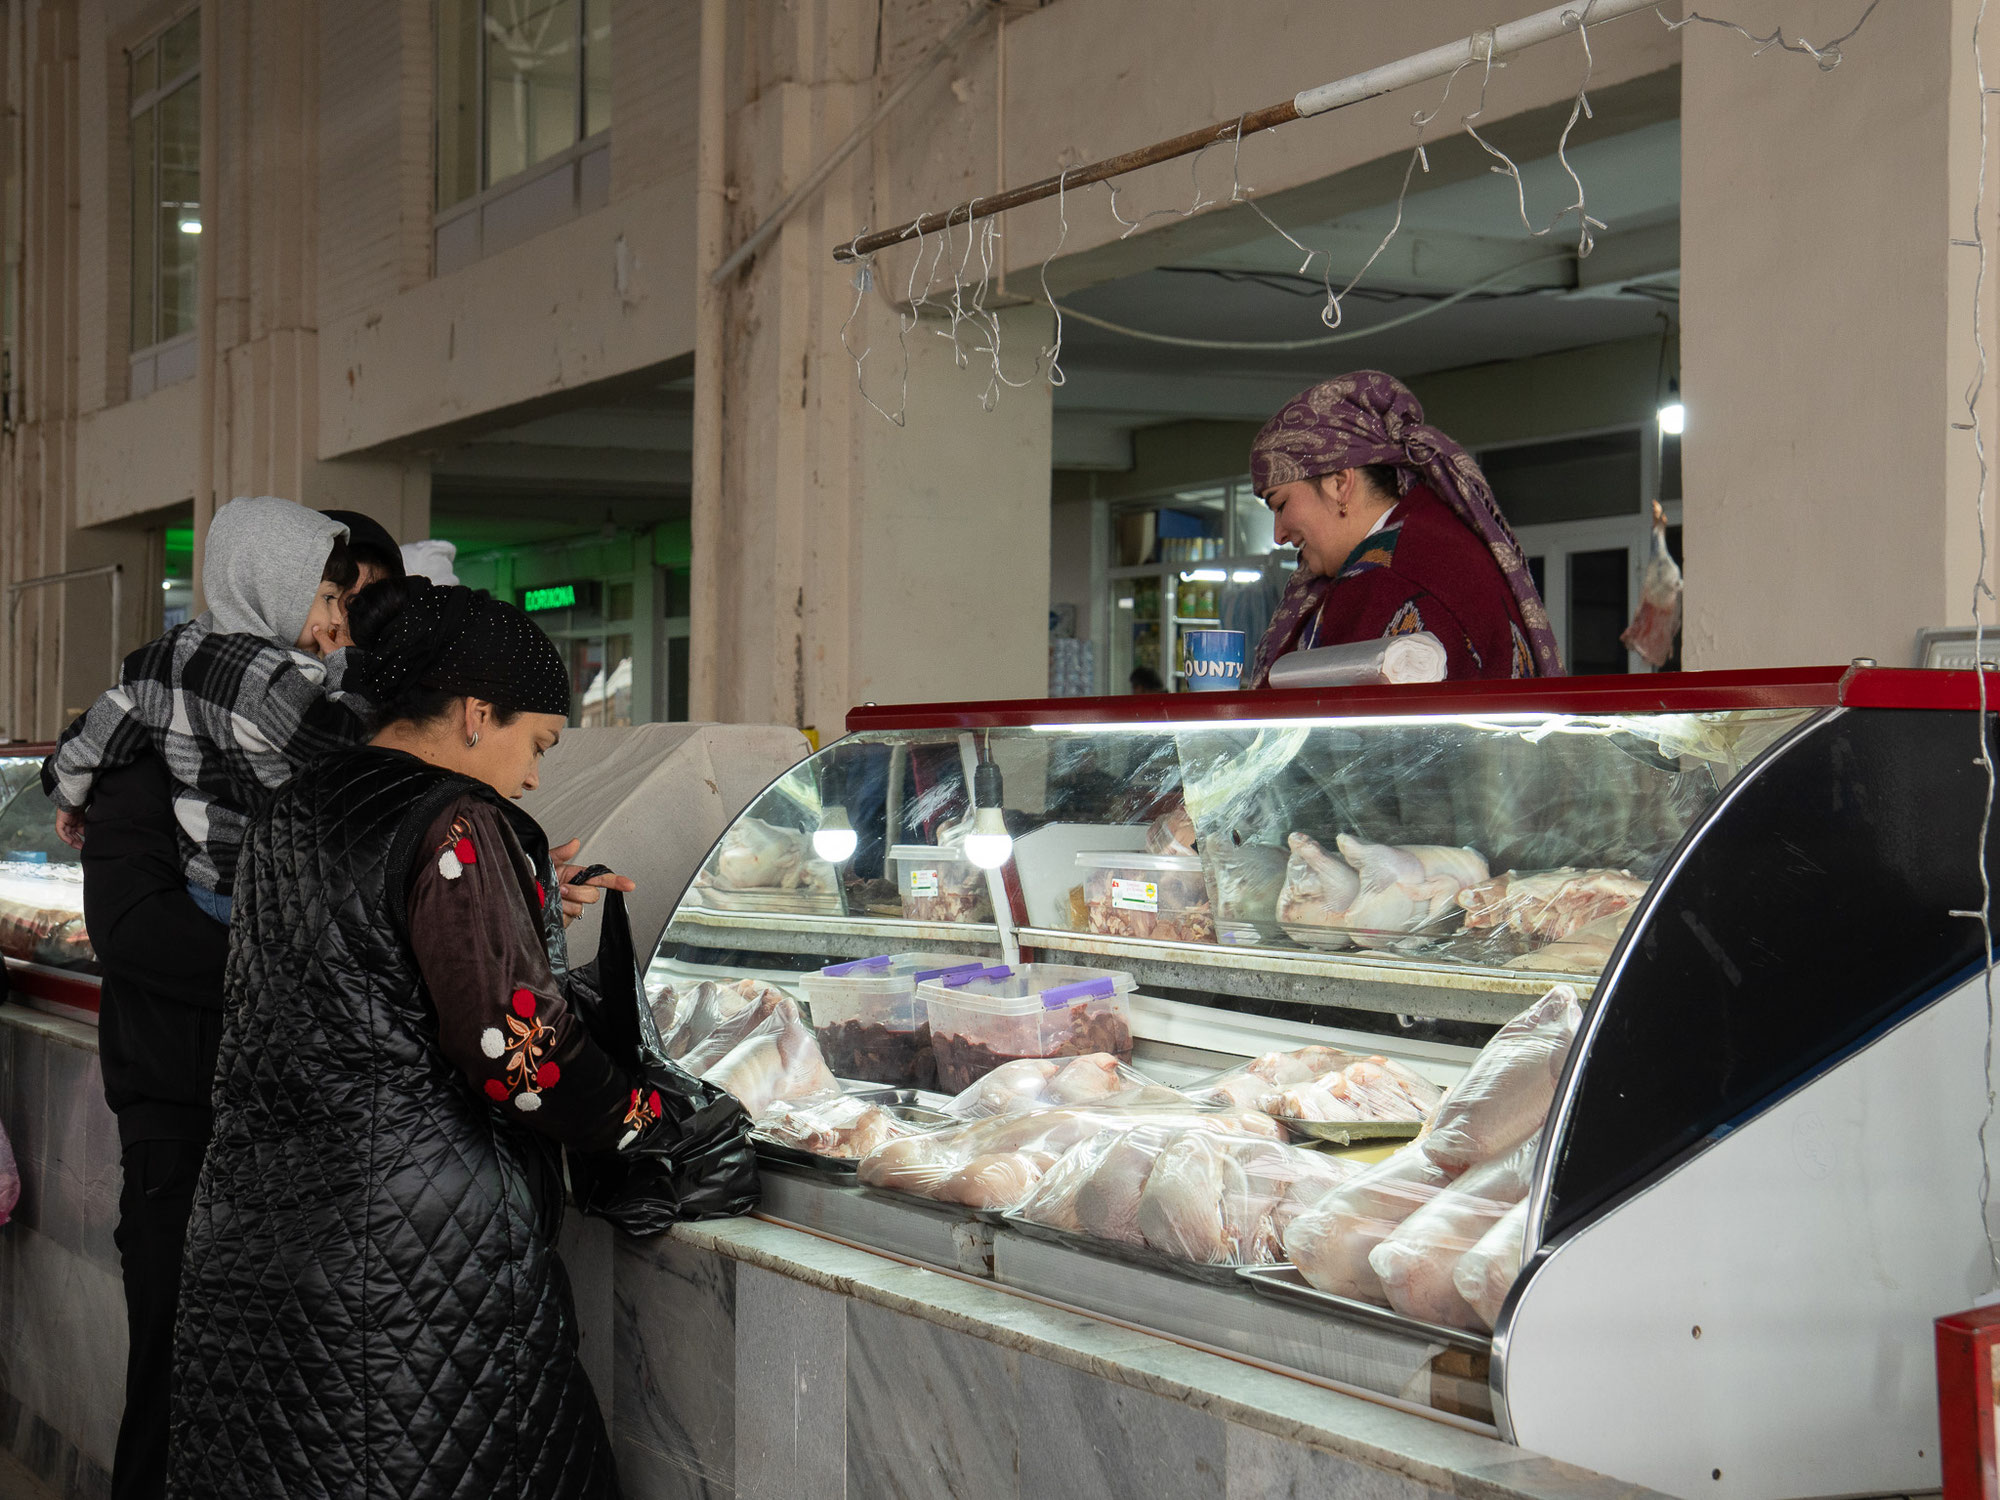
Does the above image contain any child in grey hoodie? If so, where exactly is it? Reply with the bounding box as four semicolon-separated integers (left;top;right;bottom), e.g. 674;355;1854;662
43;497;371;923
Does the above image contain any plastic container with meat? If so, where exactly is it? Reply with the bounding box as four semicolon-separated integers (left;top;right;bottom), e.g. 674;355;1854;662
1015;1123;1361;1268
801;953;982;1087
1076;851;1215;944
890;844;994;924
919;963;1137;1093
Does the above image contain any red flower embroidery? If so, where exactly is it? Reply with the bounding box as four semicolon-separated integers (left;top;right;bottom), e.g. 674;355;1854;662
619;1087;662;1148
484;1079;509;1102
535;1061;561;1088
454;836;478;867
535;880;546;907
511;988;537;1019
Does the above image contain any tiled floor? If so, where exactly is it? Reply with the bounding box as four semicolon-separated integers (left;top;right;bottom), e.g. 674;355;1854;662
0;1447;57;1500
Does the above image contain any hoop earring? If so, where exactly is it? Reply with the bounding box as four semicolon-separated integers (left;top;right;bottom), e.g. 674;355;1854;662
466;732;480;748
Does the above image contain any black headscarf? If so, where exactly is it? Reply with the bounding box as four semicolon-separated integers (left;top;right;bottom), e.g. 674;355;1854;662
352;579;570;717
319;509;407;579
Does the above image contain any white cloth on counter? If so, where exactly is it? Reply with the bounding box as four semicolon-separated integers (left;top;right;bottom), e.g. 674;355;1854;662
1266;631;1448;689
400;539;460;586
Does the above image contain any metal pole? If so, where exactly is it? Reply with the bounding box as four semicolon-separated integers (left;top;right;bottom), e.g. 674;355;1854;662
688;0;728;721
833;0;1656;263
713;0;999;287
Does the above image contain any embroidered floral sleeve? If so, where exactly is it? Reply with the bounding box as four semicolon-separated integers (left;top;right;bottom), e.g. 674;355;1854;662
407;797;635;1152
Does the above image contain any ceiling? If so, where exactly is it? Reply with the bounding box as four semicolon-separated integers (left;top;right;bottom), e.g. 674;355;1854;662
1051;119;1681;467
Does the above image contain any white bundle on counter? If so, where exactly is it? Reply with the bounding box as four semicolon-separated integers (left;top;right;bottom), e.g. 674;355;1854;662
1266;631;1448;689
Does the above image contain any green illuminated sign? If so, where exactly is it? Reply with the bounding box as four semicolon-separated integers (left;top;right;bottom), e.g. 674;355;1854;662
523;584;579;613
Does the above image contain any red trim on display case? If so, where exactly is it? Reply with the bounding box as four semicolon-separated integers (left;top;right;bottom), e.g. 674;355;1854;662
845;667;2000;734
4;958;101;1018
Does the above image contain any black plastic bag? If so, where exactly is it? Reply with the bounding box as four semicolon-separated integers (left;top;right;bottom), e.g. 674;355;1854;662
563;867;759;1233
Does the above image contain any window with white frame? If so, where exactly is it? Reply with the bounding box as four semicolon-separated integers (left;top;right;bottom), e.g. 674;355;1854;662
128;11;200;361
436;0;610;214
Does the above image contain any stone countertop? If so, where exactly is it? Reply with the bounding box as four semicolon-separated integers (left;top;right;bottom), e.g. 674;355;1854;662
669;1215;1668;1500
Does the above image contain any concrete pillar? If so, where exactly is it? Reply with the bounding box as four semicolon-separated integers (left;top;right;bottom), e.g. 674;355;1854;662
702;3;1053;734
1679;0;1998;668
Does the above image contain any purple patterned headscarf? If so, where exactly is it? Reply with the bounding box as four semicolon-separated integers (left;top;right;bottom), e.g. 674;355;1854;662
1247;370;1561;682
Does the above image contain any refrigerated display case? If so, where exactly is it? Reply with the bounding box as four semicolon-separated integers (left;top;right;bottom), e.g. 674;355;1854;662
0;744;100;1020
649;666;2000;1500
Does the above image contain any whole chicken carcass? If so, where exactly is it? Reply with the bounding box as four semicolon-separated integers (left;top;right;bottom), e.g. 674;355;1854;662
1282;1142;1458;1303
1276;833;1363;946
1422;986;1581;1172
703;817;833;892
1505;910;1634;975
1335;835;1489;948
1070;1132;1160;1245
858;1134;954;1194
700;1006;841;1118
948;1058;1063;1118
1453;1198;1531;1331
1137;1134;1250;1264
934;1150;1059;1210
757;1097;906;1159
1047;1053;1135;1106
1370;1134;1539;1329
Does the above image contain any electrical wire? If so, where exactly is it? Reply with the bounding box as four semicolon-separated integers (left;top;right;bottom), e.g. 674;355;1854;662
1050;253;1570;352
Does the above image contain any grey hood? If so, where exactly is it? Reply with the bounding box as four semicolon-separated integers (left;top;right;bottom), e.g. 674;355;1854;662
202;496;346;648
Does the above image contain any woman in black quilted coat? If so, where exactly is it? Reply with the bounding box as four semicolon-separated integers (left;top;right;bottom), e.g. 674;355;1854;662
169;581;662;1499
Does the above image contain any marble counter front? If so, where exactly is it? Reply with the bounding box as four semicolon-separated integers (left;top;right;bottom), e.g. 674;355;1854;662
615;1212;1668;1500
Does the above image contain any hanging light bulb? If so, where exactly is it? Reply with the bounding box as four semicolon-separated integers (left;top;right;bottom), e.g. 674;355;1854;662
812;804;858;864
1657;377;1685;436
962;760;1013;870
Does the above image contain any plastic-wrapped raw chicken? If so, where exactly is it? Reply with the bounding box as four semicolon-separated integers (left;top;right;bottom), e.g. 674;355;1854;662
1453;1199;1530;1330
754;1096;916;1160
651;977;792;1062
943;1053;1188;1119
1146;804;1199;855
694;816;837;893
1268;1056;1444;1124
1276;834;1487;949
1189;1046;1354;1110
1369;1135;1539;1329
857;1102;1281;1212
1017;1123;1359;1266
1421;986;1581;1172
1505;911;1633;975
663;988;839;1119
1281;1142;1459;1302
1456;868;1648;944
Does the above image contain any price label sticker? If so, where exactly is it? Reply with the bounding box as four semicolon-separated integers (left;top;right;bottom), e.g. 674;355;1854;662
1110;877;1159;912
909;870;940;897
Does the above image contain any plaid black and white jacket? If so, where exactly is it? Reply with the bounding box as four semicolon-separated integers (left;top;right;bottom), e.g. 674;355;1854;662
41;617;371;895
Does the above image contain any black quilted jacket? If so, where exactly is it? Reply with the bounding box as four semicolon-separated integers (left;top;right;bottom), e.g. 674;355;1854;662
168;747;619;1499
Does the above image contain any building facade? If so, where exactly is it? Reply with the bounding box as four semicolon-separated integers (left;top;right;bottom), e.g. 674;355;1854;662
0;0;1993;745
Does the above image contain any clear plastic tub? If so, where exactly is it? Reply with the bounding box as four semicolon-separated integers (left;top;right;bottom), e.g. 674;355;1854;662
919;962;1139;1093
1075;850;1215;944
801;954;982;1087
892;844;995;924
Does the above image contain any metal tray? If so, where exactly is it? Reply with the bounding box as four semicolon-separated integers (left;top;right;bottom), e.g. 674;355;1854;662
1235;1264;1491;1355
999;1211;1261;1289
1269;1116;1424;1147
859;1184;1016;1225
753;1139;861;1177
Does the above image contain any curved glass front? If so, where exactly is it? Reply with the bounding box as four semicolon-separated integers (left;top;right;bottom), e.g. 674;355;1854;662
0;753;93;972
651;707;1814;1034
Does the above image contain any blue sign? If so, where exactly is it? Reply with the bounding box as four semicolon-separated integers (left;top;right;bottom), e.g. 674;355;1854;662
1183;629;1245;691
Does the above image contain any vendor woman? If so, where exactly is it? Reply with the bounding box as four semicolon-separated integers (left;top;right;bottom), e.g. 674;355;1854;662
1246;370;1562;685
